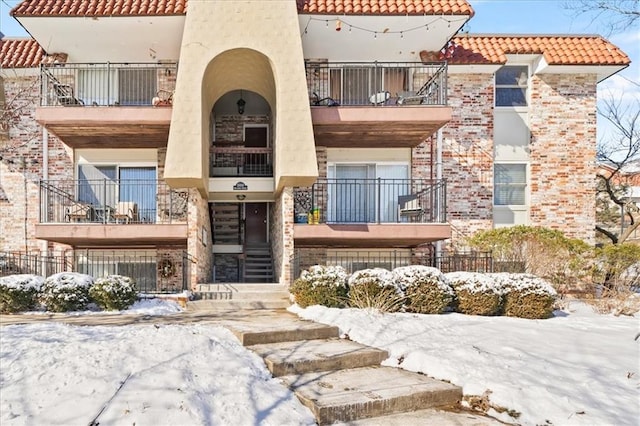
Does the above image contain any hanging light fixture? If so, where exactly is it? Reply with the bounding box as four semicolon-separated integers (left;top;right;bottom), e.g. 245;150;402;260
237;90;246;115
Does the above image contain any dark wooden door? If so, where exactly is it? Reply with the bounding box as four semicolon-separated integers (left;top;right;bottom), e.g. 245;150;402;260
245;127;267;148
245;203;267;244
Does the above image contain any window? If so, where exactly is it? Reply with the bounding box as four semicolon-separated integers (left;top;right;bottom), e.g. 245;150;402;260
494;164;527;205
77;67;156;106
77;165;157;222
327;163;409;222
495;66;528;107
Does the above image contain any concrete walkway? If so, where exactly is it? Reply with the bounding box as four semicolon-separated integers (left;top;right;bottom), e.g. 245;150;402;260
0;309;506;425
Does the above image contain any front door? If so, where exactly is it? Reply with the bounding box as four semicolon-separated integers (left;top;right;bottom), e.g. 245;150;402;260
245;203;267;244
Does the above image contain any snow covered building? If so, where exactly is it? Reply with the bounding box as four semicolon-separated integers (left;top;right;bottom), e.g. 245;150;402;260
0;0;630;291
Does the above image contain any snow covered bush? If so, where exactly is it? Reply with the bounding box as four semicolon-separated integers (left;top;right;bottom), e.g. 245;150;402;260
39;272;94;312
493;273;557;319
348;268;403;312
392;265;453;314
89;275;138;311
289;265;349;308
446;272;502;316
0;274;44;313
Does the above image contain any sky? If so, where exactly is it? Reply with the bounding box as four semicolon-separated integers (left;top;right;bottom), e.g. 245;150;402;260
1;296;638;425
1;0;638;144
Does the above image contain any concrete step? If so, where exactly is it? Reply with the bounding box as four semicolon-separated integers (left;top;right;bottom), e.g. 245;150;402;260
250;338;388;377
197;283;285;292
280;366;462;425
186;299;291;311
227;321;340;346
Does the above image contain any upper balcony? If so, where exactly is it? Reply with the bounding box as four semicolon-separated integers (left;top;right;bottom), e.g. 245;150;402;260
293;178;450;247
36;62;177;148
36;179;188;247
305;61;451;147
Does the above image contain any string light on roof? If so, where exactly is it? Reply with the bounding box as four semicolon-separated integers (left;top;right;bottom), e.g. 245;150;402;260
300;16;467;38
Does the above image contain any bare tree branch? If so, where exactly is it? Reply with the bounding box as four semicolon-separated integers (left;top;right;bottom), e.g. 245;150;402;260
595;95;640;244
564;0;640;35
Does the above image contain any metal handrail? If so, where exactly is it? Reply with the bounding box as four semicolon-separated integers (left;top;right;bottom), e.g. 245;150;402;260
305;61;448;106
40;62;178;107
294;178;447;224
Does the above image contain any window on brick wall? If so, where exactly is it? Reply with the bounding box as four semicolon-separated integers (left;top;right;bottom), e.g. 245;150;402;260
494;163;527;205
495;66;528;107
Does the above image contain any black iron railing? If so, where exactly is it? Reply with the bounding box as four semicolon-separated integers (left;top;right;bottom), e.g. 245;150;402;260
294;178;446;224
40;62;178;107
305;61;447;107
39;179;188;224
0;250;193;294
209;146;273;177
291;249;499;281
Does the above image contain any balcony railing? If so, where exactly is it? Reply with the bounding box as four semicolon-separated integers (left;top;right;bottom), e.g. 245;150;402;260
305;61;447;107
39;179;188;224
291;249;497;281
210;146;273;177
40;62;178;107
294;178;447;224
0;250;193;293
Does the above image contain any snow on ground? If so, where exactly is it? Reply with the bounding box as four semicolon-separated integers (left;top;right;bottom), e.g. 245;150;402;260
2;297;638;426
291;302;640;426
0;321;315;426
21;297;185;316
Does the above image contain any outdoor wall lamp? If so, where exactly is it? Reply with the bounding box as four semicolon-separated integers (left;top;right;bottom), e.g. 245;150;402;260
237;90;246;115
236;194;246;200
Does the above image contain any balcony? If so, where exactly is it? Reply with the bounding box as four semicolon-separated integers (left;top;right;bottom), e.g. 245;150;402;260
209;146;273;177
36;62;177;148
36;179;188;246
293;178;450;247
305;61;451;147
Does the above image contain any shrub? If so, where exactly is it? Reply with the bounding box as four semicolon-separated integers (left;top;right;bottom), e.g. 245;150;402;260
467;226;592;291
446;272;502;316
593;243;640;291
348;268;403;312
493;273;557;319
392;265;453;314
89;275;138;311
39;272;94;312
0;274;44;313
290;265;349;308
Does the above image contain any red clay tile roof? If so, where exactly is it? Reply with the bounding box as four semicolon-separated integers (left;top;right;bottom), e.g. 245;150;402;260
11;0;473;17
11;0;187;17
297;0;474;15
1;38;45;68
449;35;630;66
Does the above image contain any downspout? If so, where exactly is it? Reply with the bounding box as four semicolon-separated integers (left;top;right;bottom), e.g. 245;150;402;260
435;128;443;258
41;128;49;259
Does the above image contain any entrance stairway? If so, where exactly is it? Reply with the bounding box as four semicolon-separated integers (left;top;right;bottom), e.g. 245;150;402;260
243;243;273;283
223;312;487;425
211;203;240;244
189;283;290;310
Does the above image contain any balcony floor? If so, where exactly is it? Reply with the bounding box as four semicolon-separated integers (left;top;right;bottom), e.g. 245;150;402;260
35;223;188;247
293;223;451;248
311;106;451;147
36;106;172;148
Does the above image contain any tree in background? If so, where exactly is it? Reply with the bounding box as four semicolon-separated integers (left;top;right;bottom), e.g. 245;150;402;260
564;0;639;35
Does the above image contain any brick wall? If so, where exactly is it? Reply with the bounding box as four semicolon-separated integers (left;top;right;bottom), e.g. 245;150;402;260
271;187;294;286
529;73;597;243
433;73;495;247
1;73;73;252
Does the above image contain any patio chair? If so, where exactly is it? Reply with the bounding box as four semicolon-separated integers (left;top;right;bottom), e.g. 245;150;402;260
396;71;441;105
398;194;424;222
53;83;84;106
66;202;91;222
112;202;138;224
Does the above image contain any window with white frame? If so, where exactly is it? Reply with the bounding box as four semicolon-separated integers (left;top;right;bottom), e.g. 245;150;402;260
494;163;527;205
327;163;409;222
495;66;528;107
